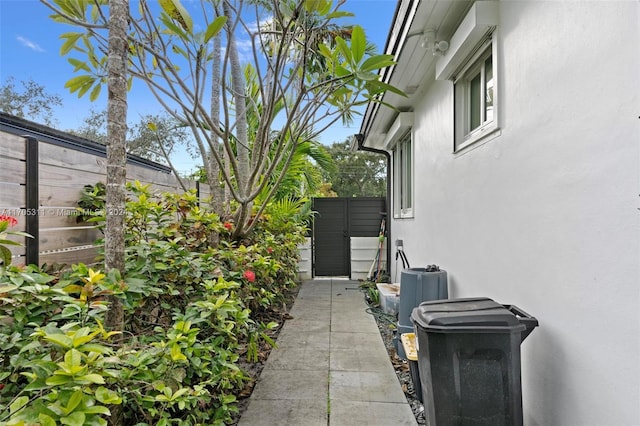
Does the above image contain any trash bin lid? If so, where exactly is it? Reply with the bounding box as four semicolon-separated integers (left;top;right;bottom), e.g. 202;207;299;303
411;297;526;333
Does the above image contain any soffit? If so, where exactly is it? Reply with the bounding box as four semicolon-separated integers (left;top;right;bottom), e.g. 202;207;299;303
360;0;473;150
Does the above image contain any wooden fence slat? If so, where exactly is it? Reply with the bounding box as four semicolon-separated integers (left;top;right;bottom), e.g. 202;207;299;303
1;123;214;268
0;183;25;207
38;143;106;174
39;228;102;252
7;241;27;257
40;142;204;195
0;132;26;160
127;164;177;186
39;163;105;192
198;187;212;198
38;207;94;229
0;157;26;184
39;247;98;266
39;185;94;208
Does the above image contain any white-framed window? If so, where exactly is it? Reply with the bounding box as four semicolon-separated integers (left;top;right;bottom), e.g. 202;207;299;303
454;33;498;152
393;130;413;218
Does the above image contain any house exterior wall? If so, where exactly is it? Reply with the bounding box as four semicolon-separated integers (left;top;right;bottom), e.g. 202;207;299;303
390;2;639;424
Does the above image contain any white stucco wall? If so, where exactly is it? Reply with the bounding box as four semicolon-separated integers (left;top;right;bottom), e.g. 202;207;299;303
390;2;639;424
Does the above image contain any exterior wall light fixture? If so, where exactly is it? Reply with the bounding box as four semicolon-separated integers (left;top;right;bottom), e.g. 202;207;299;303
421;29;449;56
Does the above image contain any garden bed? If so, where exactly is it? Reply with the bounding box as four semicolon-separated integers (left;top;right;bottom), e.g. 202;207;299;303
229;283;301;425
0;184;312;425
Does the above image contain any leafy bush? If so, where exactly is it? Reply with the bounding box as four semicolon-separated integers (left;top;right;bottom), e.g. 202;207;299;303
1;182;308;425
0;266;121;425
0;215;31;267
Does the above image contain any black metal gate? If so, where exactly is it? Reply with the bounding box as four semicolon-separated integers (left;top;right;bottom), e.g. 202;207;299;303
312;197;386;277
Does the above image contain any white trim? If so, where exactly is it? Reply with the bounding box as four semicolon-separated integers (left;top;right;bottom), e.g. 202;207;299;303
383;112;414;150
436;1;498;81
453;128;502;157
392;130;414;219
454;31;500;152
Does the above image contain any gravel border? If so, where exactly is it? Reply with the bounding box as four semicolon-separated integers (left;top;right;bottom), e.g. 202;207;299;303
367;303;427;425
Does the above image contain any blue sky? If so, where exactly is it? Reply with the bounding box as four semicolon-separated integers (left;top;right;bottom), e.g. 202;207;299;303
0;0;397;172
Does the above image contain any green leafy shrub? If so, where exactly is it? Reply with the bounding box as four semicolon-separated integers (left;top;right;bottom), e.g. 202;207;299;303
0;215;32;267
75;182;106;225
0;265;59;397
0;266;122;425
1;181;308;425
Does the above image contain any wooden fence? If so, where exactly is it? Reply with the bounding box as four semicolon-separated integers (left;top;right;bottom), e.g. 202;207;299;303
0;112;209;267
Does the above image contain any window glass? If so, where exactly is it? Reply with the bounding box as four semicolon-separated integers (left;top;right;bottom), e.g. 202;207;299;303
485;56;494;122
404;137;412;209
394;131;413;218
454;35;498;151
470;72;482;130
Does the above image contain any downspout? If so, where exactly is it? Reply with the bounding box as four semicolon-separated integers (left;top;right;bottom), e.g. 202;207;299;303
354;133;392;281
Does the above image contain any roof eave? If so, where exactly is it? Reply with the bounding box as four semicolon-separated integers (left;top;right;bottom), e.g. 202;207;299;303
358;0;420;150
358;0;475;151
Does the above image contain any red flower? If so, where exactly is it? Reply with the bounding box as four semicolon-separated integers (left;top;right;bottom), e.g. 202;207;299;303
243;270;256;282
267;247;273;254
0;215;17;227
223;222;233;231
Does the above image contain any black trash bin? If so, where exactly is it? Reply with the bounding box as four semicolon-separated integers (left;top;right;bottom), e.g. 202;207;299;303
411;297;538;426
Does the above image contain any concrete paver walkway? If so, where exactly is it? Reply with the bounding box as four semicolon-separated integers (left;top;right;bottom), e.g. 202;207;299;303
238;278;417;426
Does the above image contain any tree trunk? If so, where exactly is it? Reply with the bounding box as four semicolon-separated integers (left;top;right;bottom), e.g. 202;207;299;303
104;0;128;336
223;1;249;202
208;32;223;246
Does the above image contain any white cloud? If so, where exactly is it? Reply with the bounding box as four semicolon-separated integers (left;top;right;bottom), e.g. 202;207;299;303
235;38;253;53
17;36;44;52
245;19;261;34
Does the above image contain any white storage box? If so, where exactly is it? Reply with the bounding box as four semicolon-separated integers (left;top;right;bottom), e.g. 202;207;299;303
376;283;400;315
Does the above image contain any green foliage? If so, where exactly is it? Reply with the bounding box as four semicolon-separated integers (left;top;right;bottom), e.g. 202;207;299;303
1;181;308;424
113;277;251;425
0;265;59;374
0;77;64;126
68;109;192;164
0;265;120;425
75;182;106;224
0;215;33;267
359;280;380;306
265;138;336;201
6;325;121;426
322;139;387;197
42;0;403;238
